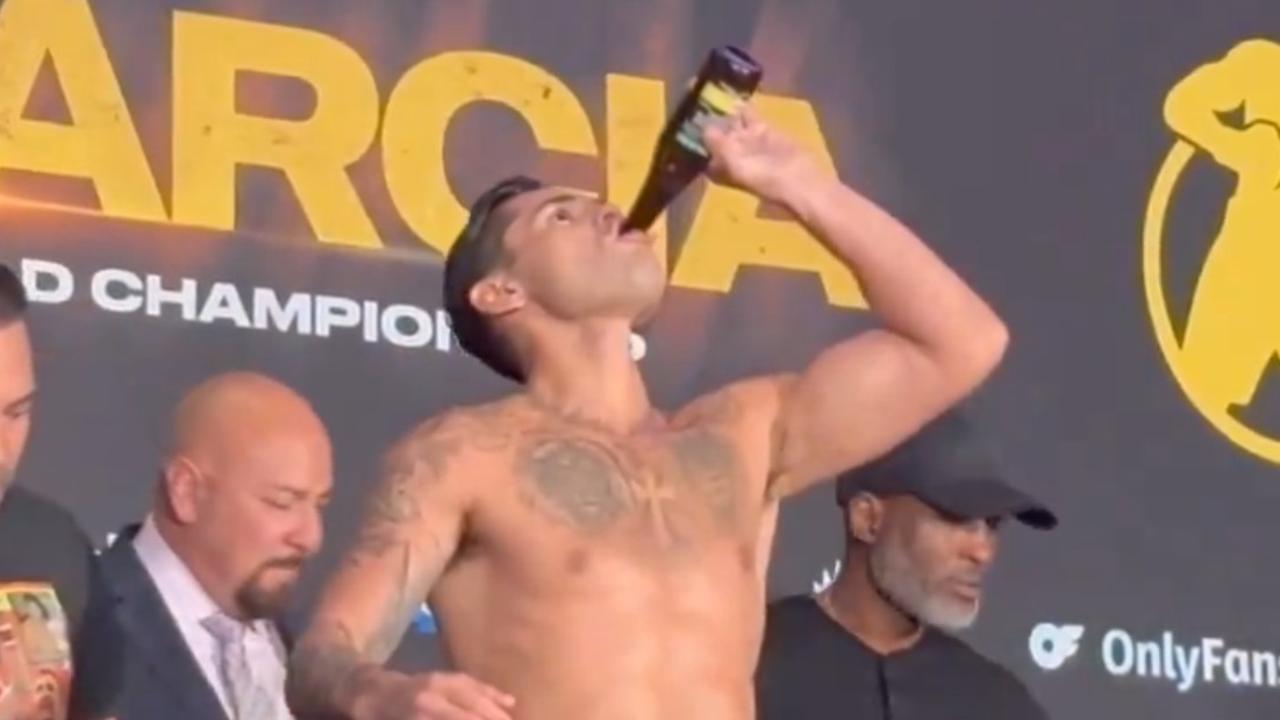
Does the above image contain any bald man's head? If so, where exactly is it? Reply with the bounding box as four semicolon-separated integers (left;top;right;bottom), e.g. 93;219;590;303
158;372;333;620
167;371;329;466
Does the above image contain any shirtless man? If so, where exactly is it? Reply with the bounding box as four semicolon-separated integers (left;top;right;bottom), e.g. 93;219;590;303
287;107;1009;720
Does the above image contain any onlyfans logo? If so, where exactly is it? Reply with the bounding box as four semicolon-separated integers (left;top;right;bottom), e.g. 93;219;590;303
1101;629;1280;693
1029;622;1280;693
1029;622;1085;671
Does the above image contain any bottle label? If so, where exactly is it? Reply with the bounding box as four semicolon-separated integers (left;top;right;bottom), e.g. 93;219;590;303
675;80;750;158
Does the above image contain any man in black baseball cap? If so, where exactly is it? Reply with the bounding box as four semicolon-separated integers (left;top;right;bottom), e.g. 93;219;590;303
756;409;1055;719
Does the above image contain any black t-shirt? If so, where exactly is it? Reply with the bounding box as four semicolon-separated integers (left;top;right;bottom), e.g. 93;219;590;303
0;485;121;719
756;595;1048;720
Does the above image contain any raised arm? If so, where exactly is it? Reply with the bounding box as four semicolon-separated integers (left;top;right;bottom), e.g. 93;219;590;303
702;108;1007;498
287;413;514;720
1164;39;1280;173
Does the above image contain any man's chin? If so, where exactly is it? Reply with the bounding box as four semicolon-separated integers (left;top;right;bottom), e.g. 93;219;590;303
630;289;667;330
237;576;299;619
920;596;981;631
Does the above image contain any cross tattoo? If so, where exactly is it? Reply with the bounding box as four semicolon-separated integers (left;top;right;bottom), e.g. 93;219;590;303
630;470;677;543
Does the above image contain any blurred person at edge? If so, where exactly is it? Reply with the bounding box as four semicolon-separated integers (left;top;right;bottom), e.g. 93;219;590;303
85;371;333;720
0;263;123;720
757;409;1056;720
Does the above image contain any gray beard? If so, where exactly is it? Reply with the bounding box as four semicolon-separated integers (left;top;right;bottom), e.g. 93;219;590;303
869;539;980;631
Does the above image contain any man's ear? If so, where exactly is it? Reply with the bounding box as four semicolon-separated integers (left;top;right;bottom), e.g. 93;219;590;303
162;455;206;525
848;492;886;544
468;273;526;317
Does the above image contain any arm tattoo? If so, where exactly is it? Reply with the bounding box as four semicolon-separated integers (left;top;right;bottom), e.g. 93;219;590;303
355;426;463;655
287;622;381;718
288;551;438;718
343;437;443;569
365;535;438;661
289;417;470;716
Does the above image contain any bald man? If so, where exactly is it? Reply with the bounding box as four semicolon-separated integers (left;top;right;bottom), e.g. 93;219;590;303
89;372;333;720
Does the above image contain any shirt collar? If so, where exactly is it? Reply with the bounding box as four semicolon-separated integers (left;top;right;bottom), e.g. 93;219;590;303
133;515;269;635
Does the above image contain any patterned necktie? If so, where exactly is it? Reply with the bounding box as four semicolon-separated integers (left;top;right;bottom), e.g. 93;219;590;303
201;612;272;720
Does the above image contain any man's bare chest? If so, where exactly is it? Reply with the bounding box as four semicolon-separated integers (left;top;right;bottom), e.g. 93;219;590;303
477;425;762;550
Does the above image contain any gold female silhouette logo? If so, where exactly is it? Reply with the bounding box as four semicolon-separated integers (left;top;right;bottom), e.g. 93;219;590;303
1144;38;1280;462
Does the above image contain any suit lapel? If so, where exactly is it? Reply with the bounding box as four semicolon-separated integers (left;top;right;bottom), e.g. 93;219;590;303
102;527;230;720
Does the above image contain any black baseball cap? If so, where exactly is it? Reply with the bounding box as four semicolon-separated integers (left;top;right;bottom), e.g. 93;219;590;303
835;410;1057;530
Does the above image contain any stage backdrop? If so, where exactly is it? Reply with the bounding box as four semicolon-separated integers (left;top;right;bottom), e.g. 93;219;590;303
2;0;1278;716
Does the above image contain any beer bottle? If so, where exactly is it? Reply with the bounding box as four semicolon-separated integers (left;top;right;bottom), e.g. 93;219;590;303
622;46;764;233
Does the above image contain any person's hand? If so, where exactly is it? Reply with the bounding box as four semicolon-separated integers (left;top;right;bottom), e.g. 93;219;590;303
351;671;515;720
703;104;823;206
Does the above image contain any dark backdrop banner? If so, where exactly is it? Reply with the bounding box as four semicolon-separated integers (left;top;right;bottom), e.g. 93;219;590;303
1;0;1277;716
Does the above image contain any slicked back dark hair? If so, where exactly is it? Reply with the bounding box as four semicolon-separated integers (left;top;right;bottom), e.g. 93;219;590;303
0;265;28;327
443;175;544;383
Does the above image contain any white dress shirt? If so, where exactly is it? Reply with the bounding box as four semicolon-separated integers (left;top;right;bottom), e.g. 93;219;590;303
133;516;295;720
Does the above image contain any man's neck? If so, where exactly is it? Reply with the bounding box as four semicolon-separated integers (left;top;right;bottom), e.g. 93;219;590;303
152;515;245;621
523;320;656;434
821;553;925;655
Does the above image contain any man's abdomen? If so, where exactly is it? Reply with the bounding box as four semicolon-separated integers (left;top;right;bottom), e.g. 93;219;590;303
431;542;764;719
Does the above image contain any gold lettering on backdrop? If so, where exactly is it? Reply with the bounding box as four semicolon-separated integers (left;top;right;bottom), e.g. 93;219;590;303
0;0;865;307
671;94;866;307
382;51;598;255
606;73;670;271
0;0;166;221
172;12;381;246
